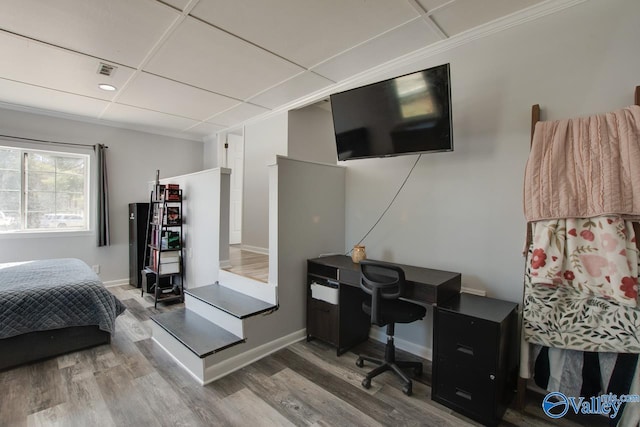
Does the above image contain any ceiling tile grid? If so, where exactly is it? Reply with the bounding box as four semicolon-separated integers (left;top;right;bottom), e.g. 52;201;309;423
144;17;304;101
206;103;270;127
101;103;201;131
0;79;109;119
248;71;335;109
117;72;240;121
0;0;563;140
428;0;544;37
0;0;180;67
311;18;442;83
190;0;421;69
0;32;135;101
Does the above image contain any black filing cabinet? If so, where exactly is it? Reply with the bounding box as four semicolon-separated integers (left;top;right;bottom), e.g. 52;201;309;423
432;293;518;426
128;203;149;288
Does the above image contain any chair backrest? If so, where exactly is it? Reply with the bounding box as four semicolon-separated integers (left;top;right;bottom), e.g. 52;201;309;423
360;260;406;325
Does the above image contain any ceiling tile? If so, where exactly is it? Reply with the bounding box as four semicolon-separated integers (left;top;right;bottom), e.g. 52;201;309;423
102;103;200;131
430;0;544;36
206;103;270;127
117;73;240;121
0;0;180;67
145;17;304;100
0;32;135;101
190;0;421;68
312;18;441;82
184;122;226;137
0;78;109;118
161;0;192;12
414;0;452;12
248;72;335;109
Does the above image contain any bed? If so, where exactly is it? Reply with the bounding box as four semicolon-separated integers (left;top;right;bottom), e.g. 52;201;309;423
0;258;125;370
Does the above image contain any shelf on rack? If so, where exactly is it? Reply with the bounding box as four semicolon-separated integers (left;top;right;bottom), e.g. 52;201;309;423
142;186;184;308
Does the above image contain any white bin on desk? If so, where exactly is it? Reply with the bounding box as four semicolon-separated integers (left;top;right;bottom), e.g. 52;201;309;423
310;282;339;305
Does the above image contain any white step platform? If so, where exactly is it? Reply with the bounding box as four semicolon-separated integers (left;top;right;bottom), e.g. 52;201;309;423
150;278;296;385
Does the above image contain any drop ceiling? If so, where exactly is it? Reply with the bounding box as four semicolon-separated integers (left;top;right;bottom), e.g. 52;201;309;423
0;0;549;141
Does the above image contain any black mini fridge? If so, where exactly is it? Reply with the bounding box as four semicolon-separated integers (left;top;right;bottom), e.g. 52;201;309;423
129;203;149;287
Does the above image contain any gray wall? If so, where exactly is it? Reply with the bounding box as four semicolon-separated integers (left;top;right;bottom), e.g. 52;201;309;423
242;112;287;251
288;105;337;164
0;108;203;283
274;156;345;333
343;0;640;350
231;0;639;357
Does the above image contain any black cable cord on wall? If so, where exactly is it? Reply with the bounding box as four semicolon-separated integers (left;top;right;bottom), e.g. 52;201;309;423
346;153;422;255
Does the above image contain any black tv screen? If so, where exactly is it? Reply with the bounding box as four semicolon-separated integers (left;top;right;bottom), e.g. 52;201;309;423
330;63;452;161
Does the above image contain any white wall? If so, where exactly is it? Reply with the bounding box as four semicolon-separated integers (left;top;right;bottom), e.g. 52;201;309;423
160;168;230;289
343;0;640;350
0;108;203;284
288;106;337;164
242;112;288;251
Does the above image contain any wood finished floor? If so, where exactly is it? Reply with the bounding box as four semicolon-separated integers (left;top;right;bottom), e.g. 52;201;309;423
0;285;608;427
222;246;269;283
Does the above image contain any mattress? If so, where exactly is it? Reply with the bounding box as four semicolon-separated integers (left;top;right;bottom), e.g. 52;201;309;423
0;258;125;339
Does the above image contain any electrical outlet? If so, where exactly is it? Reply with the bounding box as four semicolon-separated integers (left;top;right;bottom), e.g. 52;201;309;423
92;264;100;274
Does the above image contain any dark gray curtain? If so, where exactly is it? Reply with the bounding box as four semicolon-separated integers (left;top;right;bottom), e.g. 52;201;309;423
96;144;110;246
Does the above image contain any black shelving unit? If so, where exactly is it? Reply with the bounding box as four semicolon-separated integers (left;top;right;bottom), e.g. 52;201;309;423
142;186;184;308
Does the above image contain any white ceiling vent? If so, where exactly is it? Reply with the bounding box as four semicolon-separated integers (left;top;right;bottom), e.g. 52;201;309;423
97;63;117;77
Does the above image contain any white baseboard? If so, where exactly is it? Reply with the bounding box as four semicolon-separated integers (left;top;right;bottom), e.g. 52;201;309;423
240;244;269;255
103;278;130;287
202;329;306;385
369;327;433;362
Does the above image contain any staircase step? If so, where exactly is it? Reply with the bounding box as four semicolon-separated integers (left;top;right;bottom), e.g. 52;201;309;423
185;283;277;319
150;308;244;358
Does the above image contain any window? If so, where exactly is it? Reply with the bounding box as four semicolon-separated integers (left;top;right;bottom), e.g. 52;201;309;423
0;145;90;233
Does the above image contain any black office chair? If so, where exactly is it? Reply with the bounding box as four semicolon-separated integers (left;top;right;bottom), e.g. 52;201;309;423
356;260;426;396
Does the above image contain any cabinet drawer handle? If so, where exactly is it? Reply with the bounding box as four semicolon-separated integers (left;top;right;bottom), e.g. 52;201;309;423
455;388;472;401
456;344;474;356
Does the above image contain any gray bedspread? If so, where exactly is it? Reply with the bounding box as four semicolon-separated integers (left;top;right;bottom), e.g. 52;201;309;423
0;258;125;339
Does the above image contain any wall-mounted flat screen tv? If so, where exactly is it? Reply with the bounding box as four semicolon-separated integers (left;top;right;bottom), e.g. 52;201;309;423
330;63;453;161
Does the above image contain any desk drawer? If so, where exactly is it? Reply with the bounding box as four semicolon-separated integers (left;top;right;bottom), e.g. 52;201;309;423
310;282;339;305
307;297;338;345
436;310;497;369
433;359;496;423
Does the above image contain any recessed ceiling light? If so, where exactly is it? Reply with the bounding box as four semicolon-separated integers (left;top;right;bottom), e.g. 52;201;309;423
98;83;117;91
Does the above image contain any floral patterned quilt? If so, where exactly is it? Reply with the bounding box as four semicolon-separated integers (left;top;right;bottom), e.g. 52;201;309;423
523;216;640;352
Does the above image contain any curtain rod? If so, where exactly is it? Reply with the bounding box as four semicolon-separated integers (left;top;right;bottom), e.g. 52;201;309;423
0;134;108;149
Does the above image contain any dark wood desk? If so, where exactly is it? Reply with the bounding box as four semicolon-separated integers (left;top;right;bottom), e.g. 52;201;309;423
306;255;461;355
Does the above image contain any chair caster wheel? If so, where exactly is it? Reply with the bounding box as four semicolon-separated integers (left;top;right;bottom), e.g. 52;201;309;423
402;384;412;396
356;358;364;368
362;378;371;389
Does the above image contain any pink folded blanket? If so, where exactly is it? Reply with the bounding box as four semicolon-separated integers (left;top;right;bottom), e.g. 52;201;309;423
524;105;640;222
